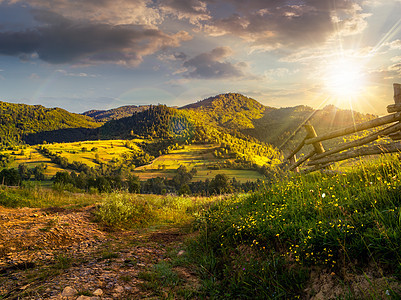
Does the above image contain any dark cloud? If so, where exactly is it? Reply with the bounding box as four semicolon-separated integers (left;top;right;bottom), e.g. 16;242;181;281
174;52;188;60
203;0;367;49
183;46;245;78
0;10;191;65
4;0;161;26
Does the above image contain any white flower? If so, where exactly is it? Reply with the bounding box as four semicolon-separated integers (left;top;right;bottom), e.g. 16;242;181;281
322;193;326;198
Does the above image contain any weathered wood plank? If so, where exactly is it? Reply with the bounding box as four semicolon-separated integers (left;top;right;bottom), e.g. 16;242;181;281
285;139;305;161
305;112;401;145
308;142;401;165
304;123;325;154
288;150;316;171
387;103;401;113
300;163;333;174
311;122;401;161
394;83;401;103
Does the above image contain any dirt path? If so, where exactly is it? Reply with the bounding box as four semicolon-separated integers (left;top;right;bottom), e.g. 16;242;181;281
0;206;199;299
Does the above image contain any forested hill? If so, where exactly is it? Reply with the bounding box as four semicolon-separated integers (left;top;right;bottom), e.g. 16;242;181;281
181;93;267;130
244;104;377;151
97;104;282;166
0;101;101;148
181;93;377;153
98;105;194;140
83;105;150;122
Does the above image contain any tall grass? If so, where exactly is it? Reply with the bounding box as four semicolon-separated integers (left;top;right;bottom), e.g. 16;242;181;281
0;182;99;208
95;193;216;229
187;155;401;298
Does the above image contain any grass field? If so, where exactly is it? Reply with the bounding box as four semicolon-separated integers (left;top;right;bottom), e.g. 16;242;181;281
43;139;144;167
133;144;264;182
1;141;265;183
5;148;66;177
188;154;401;298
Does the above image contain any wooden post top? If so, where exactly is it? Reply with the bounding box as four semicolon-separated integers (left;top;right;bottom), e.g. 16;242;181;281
387;83;401;113
394;83;401;104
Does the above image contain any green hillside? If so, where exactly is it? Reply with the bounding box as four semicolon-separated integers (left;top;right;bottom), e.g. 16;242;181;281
182;93;266;130
0;101;101;149
243;104;377;154
82;105;150;121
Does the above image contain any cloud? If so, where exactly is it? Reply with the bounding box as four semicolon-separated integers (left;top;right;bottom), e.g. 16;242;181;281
182;46;245;79
56;69;97;77
29;73;40;79
386;39;401;50
2;0;162;27
158;51;188;61
0;10;191;66
203;0;369;49
160;0;210;25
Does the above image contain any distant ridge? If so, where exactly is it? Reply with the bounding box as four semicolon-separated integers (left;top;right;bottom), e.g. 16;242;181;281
0;101;100;148
181;93;267;130
83;105;150;122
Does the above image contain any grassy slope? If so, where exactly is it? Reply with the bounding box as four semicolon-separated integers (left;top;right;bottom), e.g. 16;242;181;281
187;155;401;298
0;101;101;147
134;144;264;182
1;142;265;183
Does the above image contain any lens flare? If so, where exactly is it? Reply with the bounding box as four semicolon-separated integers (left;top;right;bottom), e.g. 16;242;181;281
324;58;366;99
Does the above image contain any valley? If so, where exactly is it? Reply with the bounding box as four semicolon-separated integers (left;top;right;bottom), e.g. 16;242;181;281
1;94;400;299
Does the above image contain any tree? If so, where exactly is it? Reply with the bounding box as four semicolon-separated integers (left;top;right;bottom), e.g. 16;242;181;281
209;174;232;195
33;165;46;181
127;175;141;193
0;168;21;186
178;184;191;196
53;171;72;185
18;163;31;180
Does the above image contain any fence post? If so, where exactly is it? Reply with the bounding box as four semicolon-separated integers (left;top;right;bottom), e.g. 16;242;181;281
303;122;331;169
387;83;401;113
289;154;299;173
389;83;401;140
303;123;325;154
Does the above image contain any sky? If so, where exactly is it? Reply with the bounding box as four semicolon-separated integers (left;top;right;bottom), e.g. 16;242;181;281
0;0;401;115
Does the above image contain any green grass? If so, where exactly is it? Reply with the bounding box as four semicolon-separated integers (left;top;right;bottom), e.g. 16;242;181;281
95;192;216;229
187;154;401;298
0;183;101;208
134;144;264;182
2;142;265;184
42;139;144;167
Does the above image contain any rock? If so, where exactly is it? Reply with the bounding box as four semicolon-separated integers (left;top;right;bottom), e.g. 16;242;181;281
93;288;103;296
76;296;92;300
114;285;124;294
61;286;78;297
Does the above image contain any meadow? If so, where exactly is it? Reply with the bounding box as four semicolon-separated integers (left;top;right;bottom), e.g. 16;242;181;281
186;154;401;298
1;141;265;183
134;144;264;182
0;154;401;298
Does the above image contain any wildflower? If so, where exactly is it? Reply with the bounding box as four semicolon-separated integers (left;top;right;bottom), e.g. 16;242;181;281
322;193;326;198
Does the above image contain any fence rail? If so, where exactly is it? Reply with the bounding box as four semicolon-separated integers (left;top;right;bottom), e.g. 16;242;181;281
282;83;401;173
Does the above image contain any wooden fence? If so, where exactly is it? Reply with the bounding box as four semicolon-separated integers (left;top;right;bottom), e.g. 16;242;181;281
282;83;401;173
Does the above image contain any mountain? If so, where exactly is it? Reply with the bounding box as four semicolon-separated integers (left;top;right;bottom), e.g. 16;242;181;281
0;101;101;148
181;94;377;155
97;103;283;166
243;104;377;153
1;95;377;164
181;93;267;130
83;105;150;122
98;105;194;140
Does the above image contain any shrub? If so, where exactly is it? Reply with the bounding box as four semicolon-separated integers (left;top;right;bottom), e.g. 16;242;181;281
96;193;154;228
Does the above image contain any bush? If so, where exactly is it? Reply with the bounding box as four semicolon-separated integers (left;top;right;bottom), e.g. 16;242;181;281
96;193;154;228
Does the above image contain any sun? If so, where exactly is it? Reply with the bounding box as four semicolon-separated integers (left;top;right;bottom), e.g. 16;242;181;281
324;57;366;100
